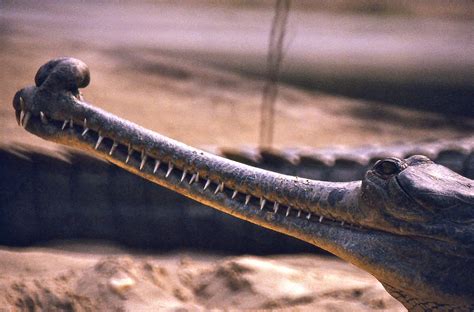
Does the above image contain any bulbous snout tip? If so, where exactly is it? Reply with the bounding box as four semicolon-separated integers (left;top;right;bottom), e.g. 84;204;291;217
34;57;90;92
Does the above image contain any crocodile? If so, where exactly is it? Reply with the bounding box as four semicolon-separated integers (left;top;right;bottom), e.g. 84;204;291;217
12;58;474;311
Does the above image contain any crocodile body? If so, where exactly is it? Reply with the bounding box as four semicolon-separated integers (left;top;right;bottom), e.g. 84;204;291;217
10;58;474;310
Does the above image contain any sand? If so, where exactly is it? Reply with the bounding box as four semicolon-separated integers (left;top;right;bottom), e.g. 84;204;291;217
0;242;404;311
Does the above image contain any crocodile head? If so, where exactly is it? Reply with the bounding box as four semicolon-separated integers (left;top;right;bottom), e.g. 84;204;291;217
13;58;474;310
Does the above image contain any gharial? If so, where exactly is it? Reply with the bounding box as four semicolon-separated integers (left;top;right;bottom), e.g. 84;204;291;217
12;58;474;311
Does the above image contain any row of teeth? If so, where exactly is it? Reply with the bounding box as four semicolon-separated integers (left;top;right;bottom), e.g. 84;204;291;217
26;108;356;228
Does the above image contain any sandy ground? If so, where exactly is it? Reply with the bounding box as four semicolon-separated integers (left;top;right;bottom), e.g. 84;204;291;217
1;2;473;311
0;242;404;311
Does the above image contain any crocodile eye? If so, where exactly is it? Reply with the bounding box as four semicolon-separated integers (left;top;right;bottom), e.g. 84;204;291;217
373;159;403;177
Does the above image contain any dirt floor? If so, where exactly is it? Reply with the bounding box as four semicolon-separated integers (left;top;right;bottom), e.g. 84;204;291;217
1;1;473;311
0;242;405;311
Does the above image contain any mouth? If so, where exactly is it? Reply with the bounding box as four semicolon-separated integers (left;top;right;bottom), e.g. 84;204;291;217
15;103;367;233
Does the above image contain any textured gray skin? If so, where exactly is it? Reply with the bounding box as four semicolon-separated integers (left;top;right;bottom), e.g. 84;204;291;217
11;58;474;311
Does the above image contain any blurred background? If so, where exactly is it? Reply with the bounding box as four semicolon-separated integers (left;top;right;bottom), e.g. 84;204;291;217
1;0;473;150
0;1;472;310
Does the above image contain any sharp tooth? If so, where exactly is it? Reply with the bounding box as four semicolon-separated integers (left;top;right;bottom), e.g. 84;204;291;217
82;128;89;136
341;221;345;226
260;198;266;210
18;97;26;124
109;141;118;155
165;163;173;178
140;154;147;170
232;190;238;199
285;207;291;216
297;210;301;217
180;170;187;183
94;135;103;149
21;112;31;128
195;172;200;183
319;216;324;223
306;213;311;220
83;118;87;128
20;110;25;124
15;110;21;126
69;119;73;128
203;179;211;190
126;146;133;164
189;173;196;184
40;111;48;124
273;202;279;213
19;96;25;110
61;120;68;130
153;160;161;173
245;195;251;206
214;182;224;194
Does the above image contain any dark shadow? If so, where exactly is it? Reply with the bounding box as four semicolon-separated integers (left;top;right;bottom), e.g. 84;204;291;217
278;72;474;119
347;102;474;132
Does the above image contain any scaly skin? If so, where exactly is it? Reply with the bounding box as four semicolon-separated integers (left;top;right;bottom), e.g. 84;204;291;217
12;58;474;311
